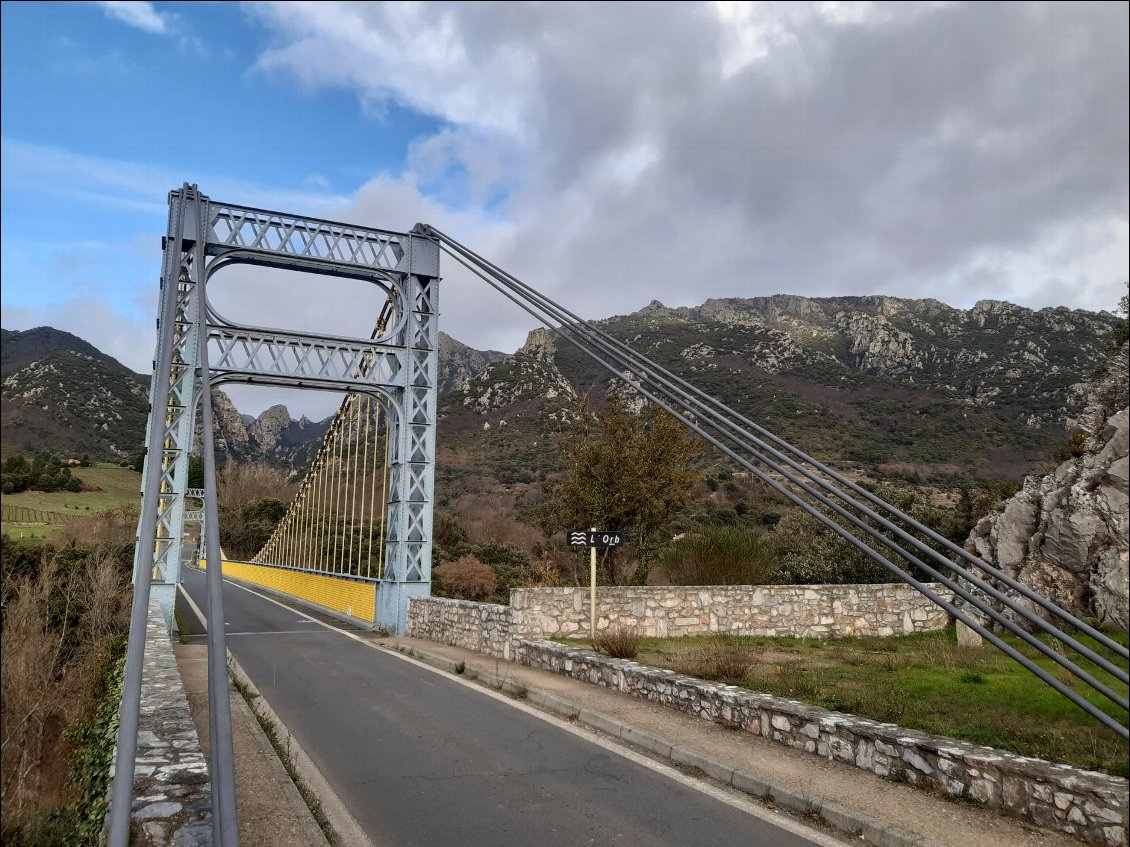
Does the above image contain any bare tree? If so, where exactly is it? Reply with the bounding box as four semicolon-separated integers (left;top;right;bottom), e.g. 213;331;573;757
217;461;297;511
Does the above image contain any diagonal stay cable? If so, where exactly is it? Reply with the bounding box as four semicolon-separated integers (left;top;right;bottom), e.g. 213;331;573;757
427;225;1128;662
433;241;1129;737
462;286;1130;692
437;237;1130;706
437;241;1129;708
431;225;1129;661
431;230;1130;674
430;227;1129;666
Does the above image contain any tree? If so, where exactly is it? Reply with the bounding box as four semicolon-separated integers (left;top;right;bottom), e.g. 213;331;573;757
0;453;81;494
434;554;498;601
217;462;296;510
1113;281;1129;348
218;498;289;560
187;455;205;490
537;399;703;584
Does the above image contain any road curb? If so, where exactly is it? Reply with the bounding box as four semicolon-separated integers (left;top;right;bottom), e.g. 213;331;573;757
177;581;373;847
388;642;946;847
226;653;375;847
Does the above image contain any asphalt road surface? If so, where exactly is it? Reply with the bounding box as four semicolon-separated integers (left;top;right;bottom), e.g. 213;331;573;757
179;567;830;847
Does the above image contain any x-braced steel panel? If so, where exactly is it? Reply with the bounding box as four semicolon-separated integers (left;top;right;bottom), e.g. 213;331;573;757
206;200;419;274
135;201;200;624
208;326;405;388
137;187;440;634
378;270;438;632
115;184;441;847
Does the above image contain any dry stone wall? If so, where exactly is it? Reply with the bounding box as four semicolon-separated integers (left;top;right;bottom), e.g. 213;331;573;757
510;584;952;640
407;584;953;659
406;596;515;658
518;640;1128;847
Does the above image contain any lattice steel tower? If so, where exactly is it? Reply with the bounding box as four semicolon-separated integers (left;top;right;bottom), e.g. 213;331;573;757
137;184;439;634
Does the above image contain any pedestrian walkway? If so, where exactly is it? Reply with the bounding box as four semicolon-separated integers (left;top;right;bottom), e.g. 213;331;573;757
174;642;329;847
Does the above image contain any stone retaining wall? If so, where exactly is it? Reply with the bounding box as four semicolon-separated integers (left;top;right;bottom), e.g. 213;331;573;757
407;596;515;657
517;640;1128;847
511;584;952;639
407;583;954;659
121;597;211;845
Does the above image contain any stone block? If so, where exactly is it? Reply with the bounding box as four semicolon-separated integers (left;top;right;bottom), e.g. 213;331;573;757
956;619;983;647
970;779;994;804
1002;776;1030;811
901;749;933;775
829;737;854;762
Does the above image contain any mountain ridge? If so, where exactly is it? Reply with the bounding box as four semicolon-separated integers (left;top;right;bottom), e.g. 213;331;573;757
2;293;1120;482
443;293;1121;483
1;326;150;459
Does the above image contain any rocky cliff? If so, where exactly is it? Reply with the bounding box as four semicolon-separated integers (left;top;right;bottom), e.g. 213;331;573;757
965;344;1129;630
458;328;576;412
438;332;507;394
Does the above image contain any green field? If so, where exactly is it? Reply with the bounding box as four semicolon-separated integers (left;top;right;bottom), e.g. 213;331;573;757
579;629;1130;776
1;466;141;540
1;523;68;541
2;466;141;513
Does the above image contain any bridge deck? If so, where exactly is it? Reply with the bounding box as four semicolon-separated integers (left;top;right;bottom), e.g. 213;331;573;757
179;566;827;847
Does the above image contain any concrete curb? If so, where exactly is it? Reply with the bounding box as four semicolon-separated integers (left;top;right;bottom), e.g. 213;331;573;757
388;641;945;847
226;653;374;847
177;581;371;847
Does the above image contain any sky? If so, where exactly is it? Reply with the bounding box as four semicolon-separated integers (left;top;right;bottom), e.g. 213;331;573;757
2;1;1127;419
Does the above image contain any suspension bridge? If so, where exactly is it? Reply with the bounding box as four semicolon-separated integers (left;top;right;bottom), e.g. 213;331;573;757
108;185;1129;846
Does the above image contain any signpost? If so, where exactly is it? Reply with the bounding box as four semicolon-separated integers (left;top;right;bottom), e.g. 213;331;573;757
569;529;624;641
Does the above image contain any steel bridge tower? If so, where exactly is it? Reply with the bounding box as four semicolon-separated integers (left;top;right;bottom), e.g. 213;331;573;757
137;185;440;634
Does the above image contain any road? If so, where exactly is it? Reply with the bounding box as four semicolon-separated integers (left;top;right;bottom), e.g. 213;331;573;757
179;567;831;847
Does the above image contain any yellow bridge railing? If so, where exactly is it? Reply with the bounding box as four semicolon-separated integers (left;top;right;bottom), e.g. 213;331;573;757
200;559;377;623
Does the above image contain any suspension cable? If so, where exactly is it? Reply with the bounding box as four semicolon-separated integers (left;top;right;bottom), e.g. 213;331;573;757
428;224;1128;661
431;230;1130;673
428;232;1128;737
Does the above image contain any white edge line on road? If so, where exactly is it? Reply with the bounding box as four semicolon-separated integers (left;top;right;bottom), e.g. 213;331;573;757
176;575;375;847
184;567;844;847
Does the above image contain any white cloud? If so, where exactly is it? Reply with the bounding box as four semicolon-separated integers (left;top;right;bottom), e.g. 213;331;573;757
242;1;1127;331
0;138;354;218
96;1;170;35
8;3;1128;417
2;298;154;373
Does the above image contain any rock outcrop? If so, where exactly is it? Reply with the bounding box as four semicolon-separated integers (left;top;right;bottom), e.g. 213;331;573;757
462;328;576;412
438;331;507;394
246;404;291;450
965;344;1129;630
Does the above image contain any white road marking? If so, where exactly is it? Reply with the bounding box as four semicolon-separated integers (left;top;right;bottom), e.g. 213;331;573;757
186;569;842;847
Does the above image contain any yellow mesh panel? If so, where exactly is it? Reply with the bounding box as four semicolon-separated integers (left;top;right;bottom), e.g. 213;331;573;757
200;559;376;623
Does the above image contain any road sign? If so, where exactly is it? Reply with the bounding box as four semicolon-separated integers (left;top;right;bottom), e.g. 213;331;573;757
568;531;624;547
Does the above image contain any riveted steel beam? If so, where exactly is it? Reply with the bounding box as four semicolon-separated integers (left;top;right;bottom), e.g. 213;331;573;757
114;185;442;846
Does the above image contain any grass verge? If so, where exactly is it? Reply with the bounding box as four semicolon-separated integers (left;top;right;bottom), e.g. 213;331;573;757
574;628;1130;776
